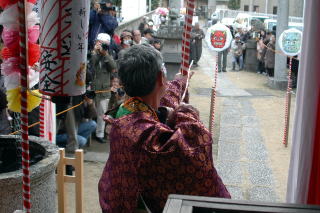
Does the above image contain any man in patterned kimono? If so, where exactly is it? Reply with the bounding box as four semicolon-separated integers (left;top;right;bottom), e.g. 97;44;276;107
98;44;230;213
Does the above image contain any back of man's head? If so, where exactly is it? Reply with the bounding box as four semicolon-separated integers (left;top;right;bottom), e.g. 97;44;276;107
118;45;162;97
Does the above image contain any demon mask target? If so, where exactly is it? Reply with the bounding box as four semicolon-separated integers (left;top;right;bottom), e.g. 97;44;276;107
206;23;232;52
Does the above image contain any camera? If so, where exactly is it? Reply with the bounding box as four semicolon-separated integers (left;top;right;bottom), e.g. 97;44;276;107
100;4;112;12
101;43;109;51
117;88;125;97
84;90;96;99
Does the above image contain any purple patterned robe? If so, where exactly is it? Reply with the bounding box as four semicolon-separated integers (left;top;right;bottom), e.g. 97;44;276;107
98;79;230;213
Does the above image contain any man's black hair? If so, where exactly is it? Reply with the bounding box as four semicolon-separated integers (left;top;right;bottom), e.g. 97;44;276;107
143;28;153;36
118;45;162;97
111;72;119;80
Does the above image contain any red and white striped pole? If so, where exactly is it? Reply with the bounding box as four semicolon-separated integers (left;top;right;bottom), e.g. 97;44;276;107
209;52;219;134
283;57;293;147
180;0;195;76
39;98;45;138
18;0;31;211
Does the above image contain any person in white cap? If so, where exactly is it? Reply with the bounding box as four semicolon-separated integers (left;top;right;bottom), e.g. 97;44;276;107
231;33;244;71
91;33;117;143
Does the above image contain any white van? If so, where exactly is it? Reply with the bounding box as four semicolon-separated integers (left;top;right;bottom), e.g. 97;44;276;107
233;13;269;31
264;19;303;32
264;19;277;31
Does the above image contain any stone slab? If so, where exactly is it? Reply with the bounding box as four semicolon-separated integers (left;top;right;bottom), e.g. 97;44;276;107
248;162;274;186
220;114;242;127
219;127;242;141
217;88;252;97
193;87;212;96
242;127;264;143
245;89;273;97
246;141;268;162
226;186;244;200
216;161;243;185
248;186;278;202
85;152;109;163
218;142;241;162
223;99;241;107
242;116;260;127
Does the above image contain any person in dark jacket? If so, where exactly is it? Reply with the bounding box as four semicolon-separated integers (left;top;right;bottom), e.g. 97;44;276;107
97;2;118;36
264;35;276;77
89;0;118;51
88;1;101;51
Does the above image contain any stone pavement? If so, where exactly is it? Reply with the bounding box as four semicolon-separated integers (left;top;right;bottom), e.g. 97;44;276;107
216;82;278;202
193;42;280;202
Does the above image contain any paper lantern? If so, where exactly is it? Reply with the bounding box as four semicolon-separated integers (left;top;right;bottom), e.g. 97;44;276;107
39;0;90;96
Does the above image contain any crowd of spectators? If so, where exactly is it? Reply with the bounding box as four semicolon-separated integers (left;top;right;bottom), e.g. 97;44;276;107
83;0;163;146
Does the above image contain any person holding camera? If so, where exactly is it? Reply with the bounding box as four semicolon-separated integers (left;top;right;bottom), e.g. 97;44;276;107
91;33;117;143
96;0;118;36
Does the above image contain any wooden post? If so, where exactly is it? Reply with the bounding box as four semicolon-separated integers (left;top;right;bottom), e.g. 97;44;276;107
57;148;66;213
56;148;84;213
75;149;84;213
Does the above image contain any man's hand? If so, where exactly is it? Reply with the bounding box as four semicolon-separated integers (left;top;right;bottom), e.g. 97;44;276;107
111;86;117;93
94;42;102;53
100;49;108;56
174;71;194;81
84;96;94;105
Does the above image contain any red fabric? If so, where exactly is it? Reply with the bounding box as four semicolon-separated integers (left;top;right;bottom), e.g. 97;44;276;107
113;34;121;45
28;42;40;66
0;0;36;9
1;43;40;66
307;93;320;205
1;47;18;59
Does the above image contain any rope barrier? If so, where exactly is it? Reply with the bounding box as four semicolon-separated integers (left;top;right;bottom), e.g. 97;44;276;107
209;52;219;135
260;41;299;61
8;88;116;135
283;57;293;147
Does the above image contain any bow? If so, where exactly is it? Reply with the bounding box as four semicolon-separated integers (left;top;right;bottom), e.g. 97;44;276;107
181;60;193;102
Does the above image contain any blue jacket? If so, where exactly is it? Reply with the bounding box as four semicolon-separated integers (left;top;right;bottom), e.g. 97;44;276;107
98;13;118;36
88;11;118;51
88;10;99;51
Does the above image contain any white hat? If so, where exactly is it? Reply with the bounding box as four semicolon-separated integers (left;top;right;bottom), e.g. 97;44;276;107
96;33;111;43
235;33;240;38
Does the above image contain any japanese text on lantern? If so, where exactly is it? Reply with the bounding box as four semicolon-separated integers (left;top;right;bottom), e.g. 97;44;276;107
39;0;89;96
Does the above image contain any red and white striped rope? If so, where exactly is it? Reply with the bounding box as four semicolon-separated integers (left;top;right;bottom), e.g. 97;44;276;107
209;52;219;135
18;0;31;212
39;98;45;138
180;0;195;75
283;57;293;147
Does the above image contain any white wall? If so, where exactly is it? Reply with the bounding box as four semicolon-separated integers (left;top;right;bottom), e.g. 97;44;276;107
121;0;147;22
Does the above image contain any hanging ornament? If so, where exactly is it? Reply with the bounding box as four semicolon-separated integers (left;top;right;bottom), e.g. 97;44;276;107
206;23;232;52
278;28;303;56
